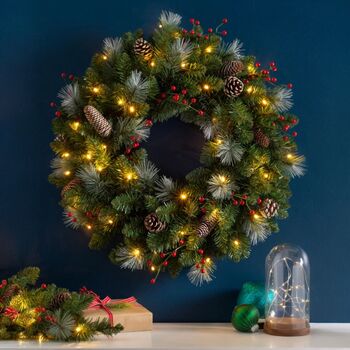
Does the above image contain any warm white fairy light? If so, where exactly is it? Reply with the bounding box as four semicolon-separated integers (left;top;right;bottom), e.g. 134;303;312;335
267;256;310;319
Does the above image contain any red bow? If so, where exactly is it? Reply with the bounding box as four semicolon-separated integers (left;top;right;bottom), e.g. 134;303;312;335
88;295;136;326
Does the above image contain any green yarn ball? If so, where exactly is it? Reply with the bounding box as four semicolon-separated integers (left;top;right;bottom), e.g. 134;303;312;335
231;304;260;333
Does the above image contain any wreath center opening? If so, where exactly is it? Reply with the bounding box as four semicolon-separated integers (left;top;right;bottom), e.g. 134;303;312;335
143;118;205;179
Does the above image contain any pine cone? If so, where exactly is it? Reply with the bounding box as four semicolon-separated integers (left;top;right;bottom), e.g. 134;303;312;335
260;198;279;218
134;38;153;60
197;216;218;238
61;178;81;197
0;284;19;304
83;105;112;137
144;213;166;233
254;128;270;148
50;292;71;310
220;60;244;78
224;76;244;97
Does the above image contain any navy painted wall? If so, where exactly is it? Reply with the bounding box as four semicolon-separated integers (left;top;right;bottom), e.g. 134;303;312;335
1;0;350;322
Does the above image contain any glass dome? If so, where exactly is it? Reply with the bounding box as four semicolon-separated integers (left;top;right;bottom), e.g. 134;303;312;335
264;244;310;336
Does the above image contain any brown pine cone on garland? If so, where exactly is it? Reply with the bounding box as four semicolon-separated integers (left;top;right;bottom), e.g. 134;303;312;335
220;60;244;78
134;38;153;60
224;76;244;97
83;105;112;137
254;128;270;148
144;213;166;233
61;178;81;197
50;291;71;310
259;198;279;218
0;284;19;304
197;216;218;238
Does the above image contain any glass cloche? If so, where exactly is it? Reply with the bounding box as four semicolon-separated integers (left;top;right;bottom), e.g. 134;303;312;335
264;244;310;336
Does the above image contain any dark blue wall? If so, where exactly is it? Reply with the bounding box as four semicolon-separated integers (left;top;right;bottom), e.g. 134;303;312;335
1;0;350;322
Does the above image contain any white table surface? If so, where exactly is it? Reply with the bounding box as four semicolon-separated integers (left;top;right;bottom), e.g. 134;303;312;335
0;323;349;349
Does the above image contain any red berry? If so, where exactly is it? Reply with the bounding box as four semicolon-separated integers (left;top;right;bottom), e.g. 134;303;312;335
172;251;177;257
179;239;185;245
145;119;153;127
2;280;7;286
196;263;201;269
150;278;156;284
208;28;213;33
272;67;278;72
133;142;140;148
271;77;277;83
291;118;298;124
172;94;180;102
50;102;56;108
287;83;293;89
200;268;205;274
182;99;188;105
249;210;256;215
265;77;271;82
181;89;187;95
204;35;209;40
68;74;74;80
182;29;188;34
279;115;285;121
242;194;248;200
198;110;205;116
200;207;207;213
37;316;42;322
270;61;276;67
257;198;262;204
198;196;205;203
190;97;197;104
239;200;245;206
160;92;167;99
198;249;204;255
283;136;289;142
272;122;276;127
72;218;77;222
190;18;195;24
160;252;166;258
222;18;228;24
163;261;169;266
190;29;195;35
283;125;290;131
221;30;228;36
55;111;61;118
292;131;298;137
170;85;177;91
195;20;200;25
255;62;261;67
41;283;47;289
125;147;131;155
233;199;239;206
60;72;67;79
147;260;152;266
200;258;206;264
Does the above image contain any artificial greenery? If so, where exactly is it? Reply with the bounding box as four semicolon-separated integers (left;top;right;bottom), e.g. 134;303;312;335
0;267;123;341
49;11;305;285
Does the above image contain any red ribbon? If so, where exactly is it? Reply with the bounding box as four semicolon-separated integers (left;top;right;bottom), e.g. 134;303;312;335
88;295;136;326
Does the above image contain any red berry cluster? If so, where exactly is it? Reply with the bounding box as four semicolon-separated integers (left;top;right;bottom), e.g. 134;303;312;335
231;192;249;206
274;114;299;141
0;279;7;288
60;71;75;81
182;17;229;38
195;249;209;274
67;211;77;223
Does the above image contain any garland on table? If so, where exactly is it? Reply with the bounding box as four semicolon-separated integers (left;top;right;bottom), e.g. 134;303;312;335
49;11;305;286
0;267;123;341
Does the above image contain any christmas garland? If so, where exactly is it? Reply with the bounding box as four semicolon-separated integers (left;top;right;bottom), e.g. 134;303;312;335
49;11;305;286
0;267;123;341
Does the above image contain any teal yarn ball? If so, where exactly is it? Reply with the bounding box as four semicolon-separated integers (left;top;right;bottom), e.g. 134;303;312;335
231;304;260;333
237;282;269;317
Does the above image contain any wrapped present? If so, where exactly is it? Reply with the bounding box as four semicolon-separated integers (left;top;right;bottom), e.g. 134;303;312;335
82;292;152;332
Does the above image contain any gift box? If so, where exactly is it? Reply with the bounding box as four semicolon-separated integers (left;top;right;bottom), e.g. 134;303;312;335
83;297;153;332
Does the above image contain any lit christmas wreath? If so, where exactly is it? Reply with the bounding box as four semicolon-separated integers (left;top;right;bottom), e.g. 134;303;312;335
50;12;305;285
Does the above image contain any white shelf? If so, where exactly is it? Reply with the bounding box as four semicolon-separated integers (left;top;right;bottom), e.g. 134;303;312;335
0;323;349;349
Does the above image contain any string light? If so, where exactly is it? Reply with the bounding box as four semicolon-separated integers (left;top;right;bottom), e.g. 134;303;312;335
179;192;188;200
246;86;254;93
158;24;163;28
102;55;108;60
86;224;92;230
38;334;45;343
151;266;156;271
150;60;156;67
75;325;85;333
180;62;187;68
101;144;107;150
218;175;227;184
96;166;103;172
233;239;240;246
85;152;92;160
70;121;80;131
92;86;100;94
261;98;269;106
117;98;125;106
205;257;211;263
108;219;113;224
129;105;135;113
205;46;213;53
215;139;222;145
253;213;261;220
203;84;210;91
64;170;71;176
133;249;140;257
62;152;70;158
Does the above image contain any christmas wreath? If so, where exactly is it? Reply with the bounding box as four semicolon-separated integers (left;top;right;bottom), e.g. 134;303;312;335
49;11;305;286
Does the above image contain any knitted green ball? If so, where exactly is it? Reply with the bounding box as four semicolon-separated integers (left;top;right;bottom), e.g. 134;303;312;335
231;304;260;333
